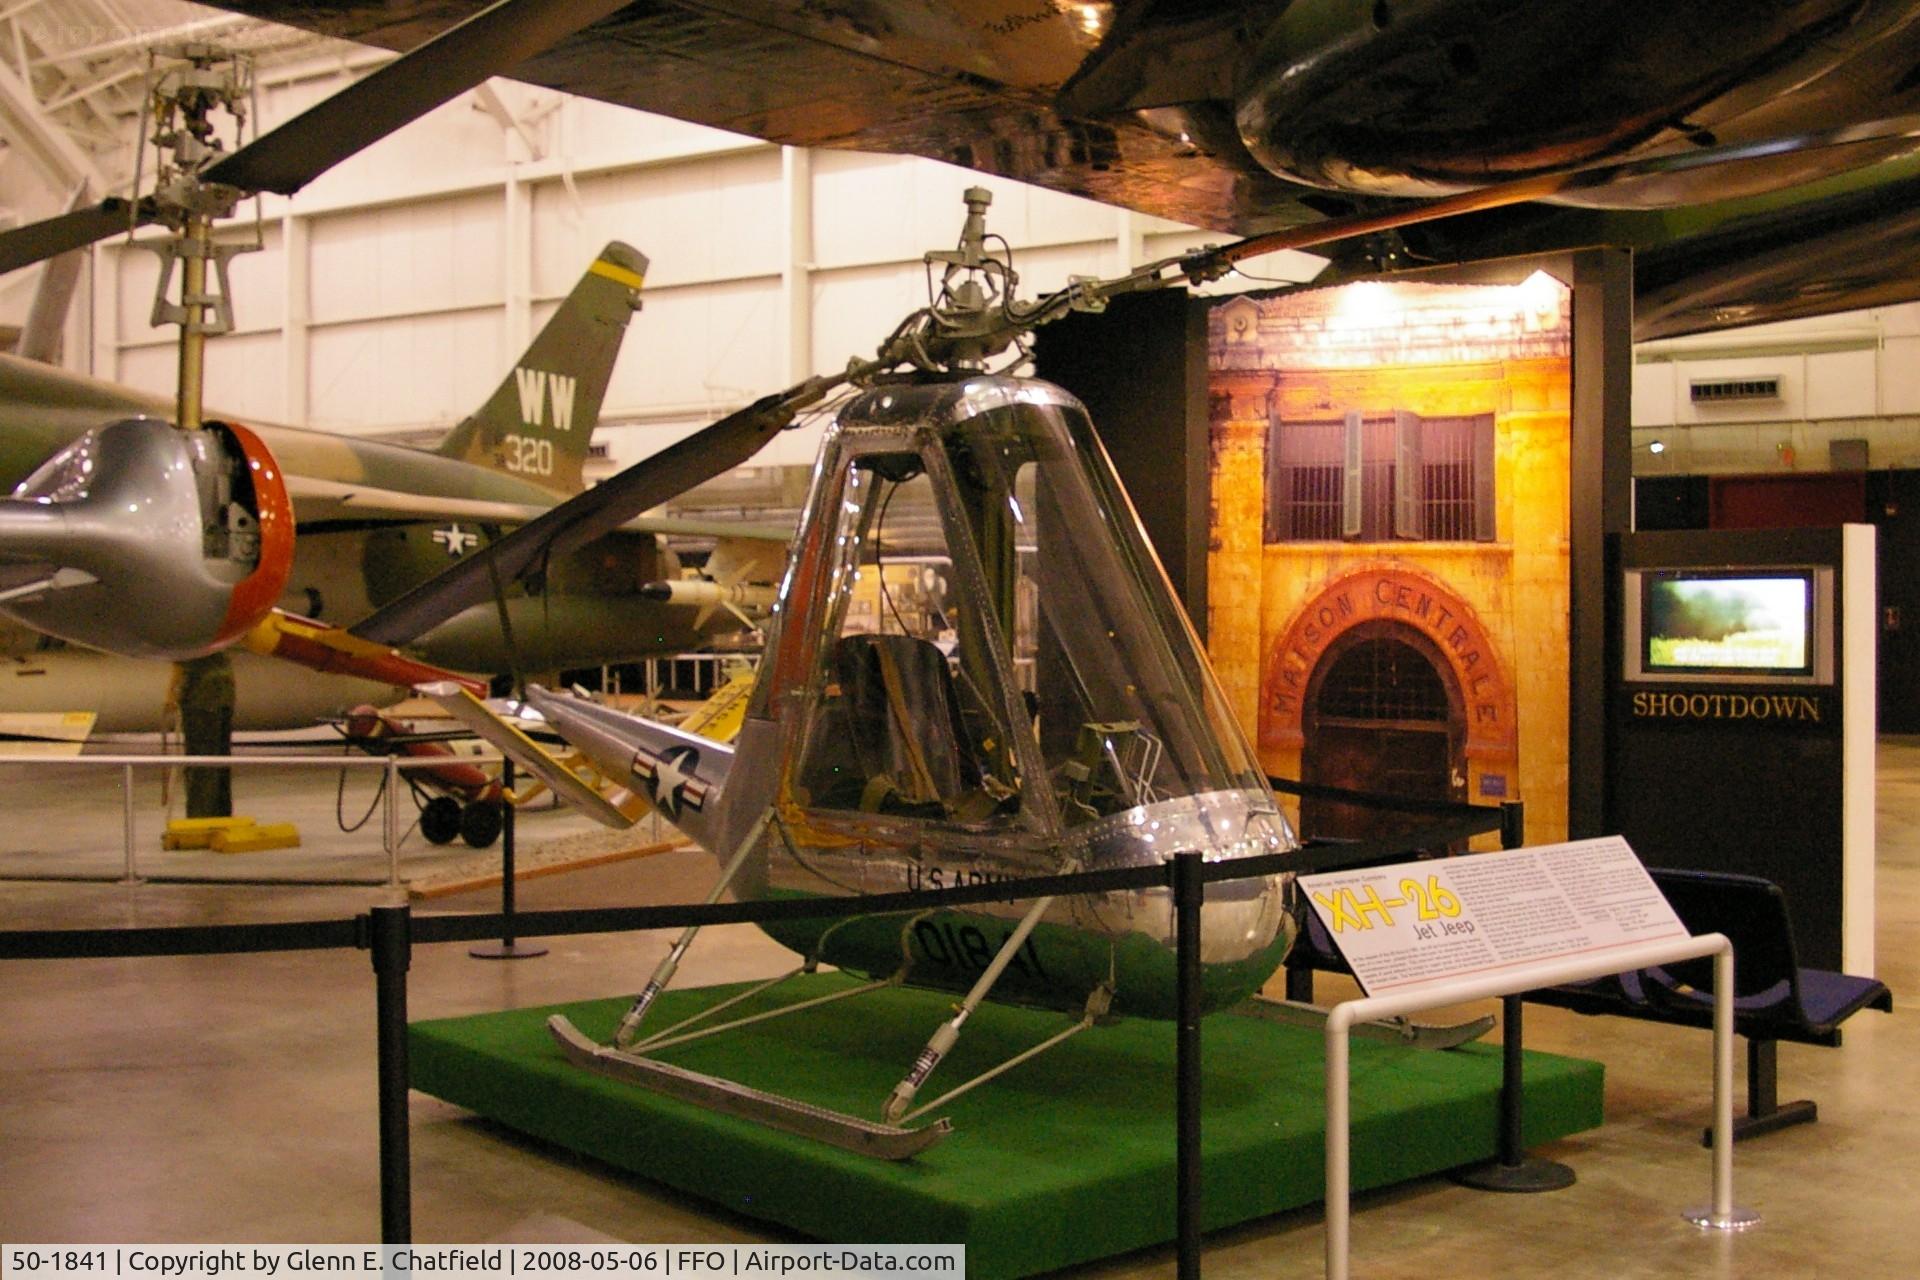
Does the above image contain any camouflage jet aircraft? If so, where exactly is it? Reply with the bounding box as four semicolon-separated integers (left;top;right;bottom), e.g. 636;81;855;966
0;241;783;731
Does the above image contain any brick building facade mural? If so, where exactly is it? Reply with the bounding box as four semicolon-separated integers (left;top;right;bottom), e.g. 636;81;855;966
1206;275;1574;844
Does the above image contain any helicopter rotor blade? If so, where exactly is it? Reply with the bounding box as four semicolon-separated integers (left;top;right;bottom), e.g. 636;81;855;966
0;0;631;276
0;198;157;275
203;0;636;198
348;375;853;648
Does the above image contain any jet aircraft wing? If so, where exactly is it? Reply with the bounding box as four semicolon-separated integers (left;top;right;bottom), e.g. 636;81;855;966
283;474;790;542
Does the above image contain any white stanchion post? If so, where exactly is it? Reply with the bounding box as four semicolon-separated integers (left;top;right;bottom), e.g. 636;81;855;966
385;755;401;889
120;763;139;884
0;752;510;886
1686;941;1759;1230
1716;946;1735;1216
1322;932;1753;1276
1325;1010;1352;1280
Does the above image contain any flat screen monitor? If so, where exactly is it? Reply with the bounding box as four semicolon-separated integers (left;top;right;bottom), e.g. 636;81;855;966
1623;567;1834;684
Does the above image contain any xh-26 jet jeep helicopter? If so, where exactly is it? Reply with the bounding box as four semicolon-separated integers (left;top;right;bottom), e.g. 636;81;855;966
400;128;1871;1150
393;185;1542;1160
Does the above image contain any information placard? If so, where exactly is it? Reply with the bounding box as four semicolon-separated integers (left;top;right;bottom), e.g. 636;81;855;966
1298;835;1687;998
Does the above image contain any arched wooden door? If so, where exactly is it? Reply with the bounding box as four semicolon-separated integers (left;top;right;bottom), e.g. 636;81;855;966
1300;621;1467;848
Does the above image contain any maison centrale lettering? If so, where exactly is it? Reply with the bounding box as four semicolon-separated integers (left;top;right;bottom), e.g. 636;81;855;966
1629;690;1826;724
1263;568;1515;753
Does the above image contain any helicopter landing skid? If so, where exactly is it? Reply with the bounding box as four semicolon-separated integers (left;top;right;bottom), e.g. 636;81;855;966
1234;996;1496;1051
547;1014;953;1160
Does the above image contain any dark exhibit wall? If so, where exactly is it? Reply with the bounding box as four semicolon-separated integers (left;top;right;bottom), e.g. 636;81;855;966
1871;471;1920;731
1709;472;1867;528
1032;291;1211;632
1607;526;1875;972
1635;468;1920;730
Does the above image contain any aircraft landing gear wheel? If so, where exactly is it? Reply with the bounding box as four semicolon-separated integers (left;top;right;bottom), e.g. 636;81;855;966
420;796;462;845
460;800;504;849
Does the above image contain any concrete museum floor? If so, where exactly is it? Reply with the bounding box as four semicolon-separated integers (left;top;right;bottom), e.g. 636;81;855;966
0;738;1914;1280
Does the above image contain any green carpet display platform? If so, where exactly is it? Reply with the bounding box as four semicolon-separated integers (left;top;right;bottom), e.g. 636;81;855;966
410;975;1604;1278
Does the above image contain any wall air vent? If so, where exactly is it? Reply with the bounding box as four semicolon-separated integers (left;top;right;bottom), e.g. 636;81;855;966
588;441;611;459
1690;376;1781;404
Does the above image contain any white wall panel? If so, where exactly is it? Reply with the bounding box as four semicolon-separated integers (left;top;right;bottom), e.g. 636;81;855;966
308;193;503;325
810;264;928;378
1876;304;1920;338
200;332;288;425
555;98;751;169
529;150;782;294
810;151;1118;271
1882;336;1920;415
114;344;176;404
813;151;969;270
1632;360;1676;428
1806;349;1879;419
1016;181;1122;248
307;310;500;433
611;279;781;412
998;240;1123;296
113;248;161;349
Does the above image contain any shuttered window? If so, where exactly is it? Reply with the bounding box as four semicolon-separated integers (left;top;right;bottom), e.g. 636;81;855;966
1267;410;1495;543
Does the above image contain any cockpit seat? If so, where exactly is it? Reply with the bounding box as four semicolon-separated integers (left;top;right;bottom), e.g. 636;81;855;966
834;632;985;813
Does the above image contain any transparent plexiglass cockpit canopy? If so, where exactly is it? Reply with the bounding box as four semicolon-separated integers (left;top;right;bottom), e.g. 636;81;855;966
767;376;1274;840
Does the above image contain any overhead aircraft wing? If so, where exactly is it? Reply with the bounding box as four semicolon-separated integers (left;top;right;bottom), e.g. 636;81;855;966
284;474;791;542
201;0;1325;236
202;0;1920;335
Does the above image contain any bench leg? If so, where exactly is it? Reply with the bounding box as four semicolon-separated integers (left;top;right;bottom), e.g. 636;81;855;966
1699;1038;1818;1146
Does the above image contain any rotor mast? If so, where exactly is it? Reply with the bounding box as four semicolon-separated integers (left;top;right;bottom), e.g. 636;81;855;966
140;44;258;432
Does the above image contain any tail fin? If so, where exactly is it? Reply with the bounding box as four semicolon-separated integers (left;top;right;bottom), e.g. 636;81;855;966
435;241;647;494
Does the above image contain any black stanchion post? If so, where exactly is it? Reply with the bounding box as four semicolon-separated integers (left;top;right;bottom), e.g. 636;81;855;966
1500;800;1526;850
1453;798;1573;1194
369;903;414;1243
471;759;546;960
1496;995;1527;1165
1173;850;1204;1280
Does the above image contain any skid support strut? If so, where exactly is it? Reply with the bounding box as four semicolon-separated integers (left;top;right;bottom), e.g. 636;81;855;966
548;905;955;1160
883;885;1060;1123
611;809;770;1048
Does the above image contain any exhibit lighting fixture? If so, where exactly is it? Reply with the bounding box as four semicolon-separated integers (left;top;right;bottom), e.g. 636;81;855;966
1519;269;1568;327
1331;280;1398;329
1649;440;1667;454
1074;4;1110;37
